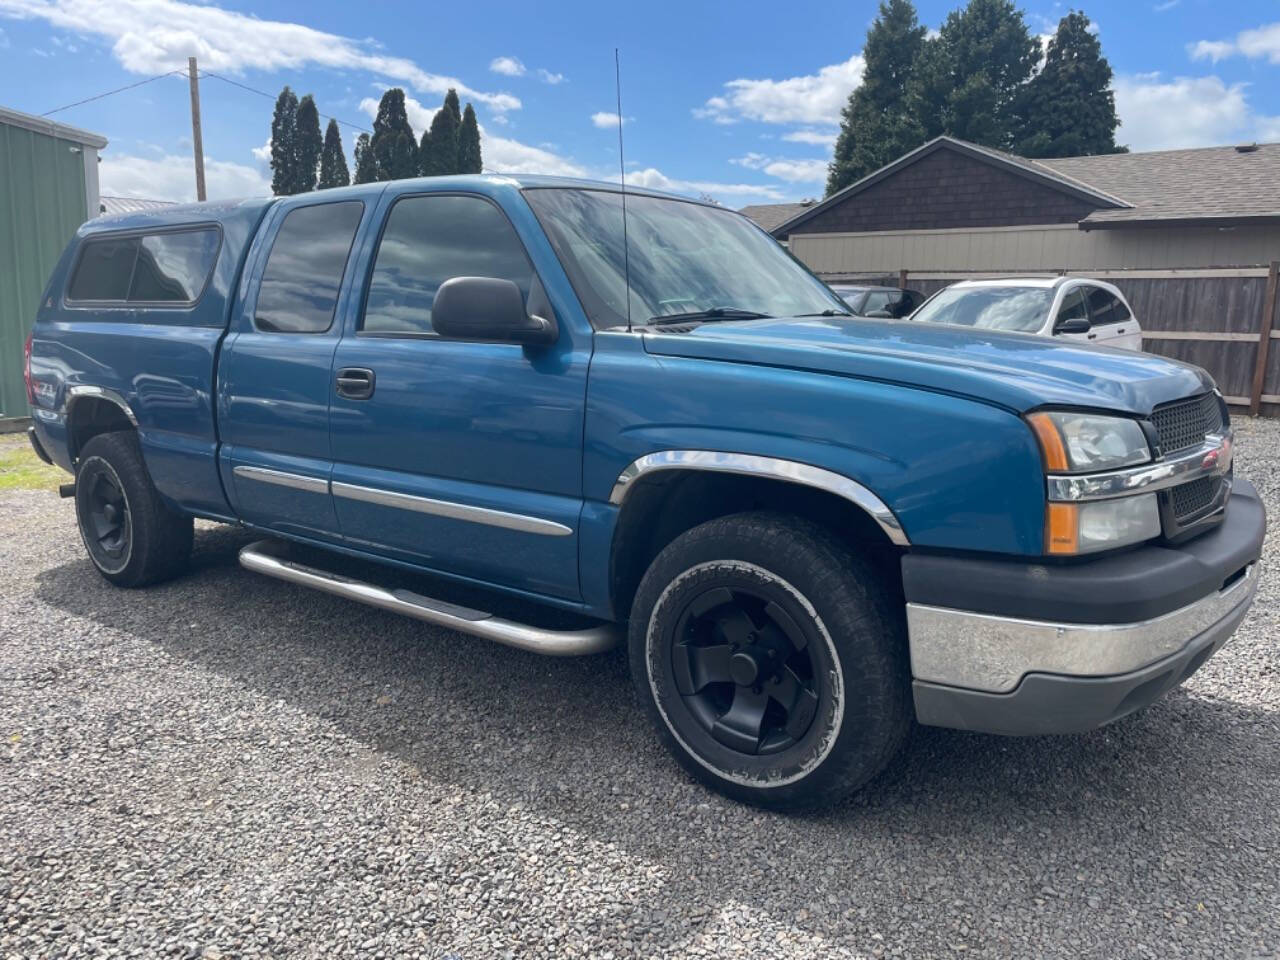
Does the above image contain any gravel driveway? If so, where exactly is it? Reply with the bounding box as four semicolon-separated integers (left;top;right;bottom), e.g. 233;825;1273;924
3;422;1279;959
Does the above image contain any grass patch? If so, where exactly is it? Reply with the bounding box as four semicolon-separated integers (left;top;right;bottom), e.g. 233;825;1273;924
0;433;67;492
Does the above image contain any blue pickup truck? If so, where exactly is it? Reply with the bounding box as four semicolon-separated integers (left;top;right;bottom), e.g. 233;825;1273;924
24;175;1264;808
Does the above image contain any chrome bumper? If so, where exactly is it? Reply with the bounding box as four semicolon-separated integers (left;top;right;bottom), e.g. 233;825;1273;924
907;563;1257;694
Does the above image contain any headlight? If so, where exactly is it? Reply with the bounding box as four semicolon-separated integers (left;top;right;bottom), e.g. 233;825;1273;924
1046;495;1162;555
1027;411;1150;473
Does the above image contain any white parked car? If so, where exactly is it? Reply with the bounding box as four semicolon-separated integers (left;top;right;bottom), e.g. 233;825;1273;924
910;277;1142;350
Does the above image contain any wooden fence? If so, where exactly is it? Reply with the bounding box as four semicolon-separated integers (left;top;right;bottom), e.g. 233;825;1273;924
829;264;1280;415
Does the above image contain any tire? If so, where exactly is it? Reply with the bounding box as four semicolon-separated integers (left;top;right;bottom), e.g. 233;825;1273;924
74;431;193;588
629;512;910;810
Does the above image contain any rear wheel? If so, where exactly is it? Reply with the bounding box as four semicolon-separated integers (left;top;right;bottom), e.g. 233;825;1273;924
74;432;193;587
629;512;909;810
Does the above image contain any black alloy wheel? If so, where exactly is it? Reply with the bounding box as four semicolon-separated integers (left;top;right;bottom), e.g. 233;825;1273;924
79;458;132;572
671;585;821;756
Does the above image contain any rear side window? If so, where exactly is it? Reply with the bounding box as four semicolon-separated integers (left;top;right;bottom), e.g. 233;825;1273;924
255;201;364;334
362;194;534;336
68;228;220;304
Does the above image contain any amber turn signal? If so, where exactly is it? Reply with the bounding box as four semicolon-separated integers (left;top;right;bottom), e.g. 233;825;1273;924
1045;502;1080;555
1026;412;1070;472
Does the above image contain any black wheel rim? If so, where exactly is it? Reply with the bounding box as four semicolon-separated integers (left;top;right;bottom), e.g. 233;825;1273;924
671;586;821;757
83;464;130;563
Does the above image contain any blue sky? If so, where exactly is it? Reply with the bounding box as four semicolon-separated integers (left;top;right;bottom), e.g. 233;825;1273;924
1;0;1279;207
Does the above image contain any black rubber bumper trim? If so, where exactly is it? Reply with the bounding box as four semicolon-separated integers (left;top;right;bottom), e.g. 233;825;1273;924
912;592;1253;736
901;478;1265;625
27;426;53;466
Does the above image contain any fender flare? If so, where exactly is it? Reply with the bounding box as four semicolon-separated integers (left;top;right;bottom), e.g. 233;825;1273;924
608;450;909;547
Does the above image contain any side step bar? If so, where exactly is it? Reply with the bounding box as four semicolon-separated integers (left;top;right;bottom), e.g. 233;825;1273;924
238;540;619;657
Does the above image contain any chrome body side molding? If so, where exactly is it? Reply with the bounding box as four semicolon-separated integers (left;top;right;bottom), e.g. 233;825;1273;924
239;540;617;656
331;481;573;537
233;465;330;494
907;563;1256;693
64;384;139;426
608;450;909;547
1046;431;1233;503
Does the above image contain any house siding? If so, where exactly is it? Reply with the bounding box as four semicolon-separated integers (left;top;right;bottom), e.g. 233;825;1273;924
788;149;1101;235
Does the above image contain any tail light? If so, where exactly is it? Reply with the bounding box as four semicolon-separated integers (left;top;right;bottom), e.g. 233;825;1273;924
23;330;34;405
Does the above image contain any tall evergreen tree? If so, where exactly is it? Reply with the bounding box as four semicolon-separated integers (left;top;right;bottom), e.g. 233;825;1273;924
353;133;378;184
1013;11;1125;157
318;119;351;189
458;103;482;174
420;98;461;176
827;0;927;195
370;88;419;180
906;0;1040;149
269;86;299;196
294;95;323;193
444;88;462;126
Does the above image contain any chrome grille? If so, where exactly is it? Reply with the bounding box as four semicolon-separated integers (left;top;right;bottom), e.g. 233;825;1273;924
1151;393;1223;455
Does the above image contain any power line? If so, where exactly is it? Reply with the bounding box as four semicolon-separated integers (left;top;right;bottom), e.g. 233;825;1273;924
199;71;372;134
41;70;186;117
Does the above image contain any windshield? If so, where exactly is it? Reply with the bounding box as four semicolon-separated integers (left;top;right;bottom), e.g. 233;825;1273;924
912;286;1055;333
524;188;848;328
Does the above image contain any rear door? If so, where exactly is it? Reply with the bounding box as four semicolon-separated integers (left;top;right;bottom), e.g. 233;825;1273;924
218;196;370;540
1083;285;1142;350
327;188;590;600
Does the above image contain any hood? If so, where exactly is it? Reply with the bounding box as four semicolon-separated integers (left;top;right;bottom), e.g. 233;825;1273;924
642;316;1212;415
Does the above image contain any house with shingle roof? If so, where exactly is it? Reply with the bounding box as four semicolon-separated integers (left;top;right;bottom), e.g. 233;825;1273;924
741;135;1280;411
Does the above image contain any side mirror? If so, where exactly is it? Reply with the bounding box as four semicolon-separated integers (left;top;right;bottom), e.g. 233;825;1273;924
1054;316;1091;335
864;309;894;319
431;276;557;346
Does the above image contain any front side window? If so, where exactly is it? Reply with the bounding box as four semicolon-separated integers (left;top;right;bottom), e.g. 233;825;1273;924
1085;286;1128;326
362;195;535;336
912;285;1056;333
1056;289;1088;323
255;201;364;334
68;228;220;304
524;188;846;328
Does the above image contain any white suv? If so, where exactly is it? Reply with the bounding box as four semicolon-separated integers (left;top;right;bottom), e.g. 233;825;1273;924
911;277;1142;350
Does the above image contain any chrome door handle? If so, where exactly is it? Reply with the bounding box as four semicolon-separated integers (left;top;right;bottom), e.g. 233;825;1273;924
336;368;375;400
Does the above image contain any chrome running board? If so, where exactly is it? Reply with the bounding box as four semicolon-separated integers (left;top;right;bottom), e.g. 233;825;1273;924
238;540;619;657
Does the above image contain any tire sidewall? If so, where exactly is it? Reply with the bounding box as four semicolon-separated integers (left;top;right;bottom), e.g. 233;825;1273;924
75;453;135;577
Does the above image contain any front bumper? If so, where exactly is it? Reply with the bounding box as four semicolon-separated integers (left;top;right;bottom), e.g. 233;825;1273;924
903;478;1265;735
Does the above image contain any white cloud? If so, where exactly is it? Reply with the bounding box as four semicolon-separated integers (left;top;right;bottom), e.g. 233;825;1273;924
0;0;521;111
1153;0;1179;11
731;152;827;183
488;114;509;126
1189;22;1280;64
695;55;864;126
0;26;8;47
782;129;837;147
623;168;785;202
591;112;628;129
537;68;565;85
100;151;270;202
361;92;587;176
489;56;525;77
251;138;271;162
1114;73;1257;150
1188;39;1237;63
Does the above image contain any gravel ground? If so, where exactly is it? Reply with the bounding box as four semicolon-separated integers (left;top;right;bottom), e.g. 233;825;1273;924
2;421;1279;960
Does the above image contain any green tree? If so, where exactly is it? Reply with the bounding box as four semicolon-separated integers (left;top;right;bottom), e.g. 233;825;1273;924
458;103;483;174
444;88;462;126
318;118;351;189
353;132;378;184
269;85;299;195
907;0;1040;149
294;95;323;192
827;0;927;195
419;95;461;176
370;88;418;181
1014;11;1125;157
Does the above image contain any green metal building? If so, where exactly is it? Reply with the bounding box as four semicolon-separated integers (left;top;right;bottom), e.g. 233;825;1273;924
1;105;105;423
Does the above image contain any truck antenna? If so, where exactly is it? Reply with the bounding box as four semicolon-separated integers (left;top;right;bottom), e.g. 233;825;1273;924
615;48;632;332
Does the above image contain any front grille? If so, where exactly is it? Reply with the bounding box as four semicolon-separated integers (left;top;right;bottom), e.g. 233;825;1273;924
1151;393;1223;455
1170;475;1221;521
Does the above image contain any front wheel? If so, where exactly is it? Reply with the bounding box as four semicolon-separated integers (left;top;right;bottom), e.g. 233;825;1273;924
74;431;193;587
629;512;909;810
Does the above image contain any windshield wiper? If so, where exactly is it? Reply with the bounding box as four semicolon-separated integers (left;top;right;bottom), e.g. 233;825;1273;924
646;307;773;326
795;309;852;317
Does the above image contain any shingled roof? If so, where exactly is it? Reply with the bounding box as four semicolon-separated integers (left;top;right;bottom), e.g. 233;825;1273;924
739;200;820;235
768;135;1280;237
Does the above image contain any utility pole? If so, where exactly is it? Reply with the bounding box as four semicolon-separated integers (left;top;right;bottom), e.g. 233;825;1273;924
187;56;207;202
